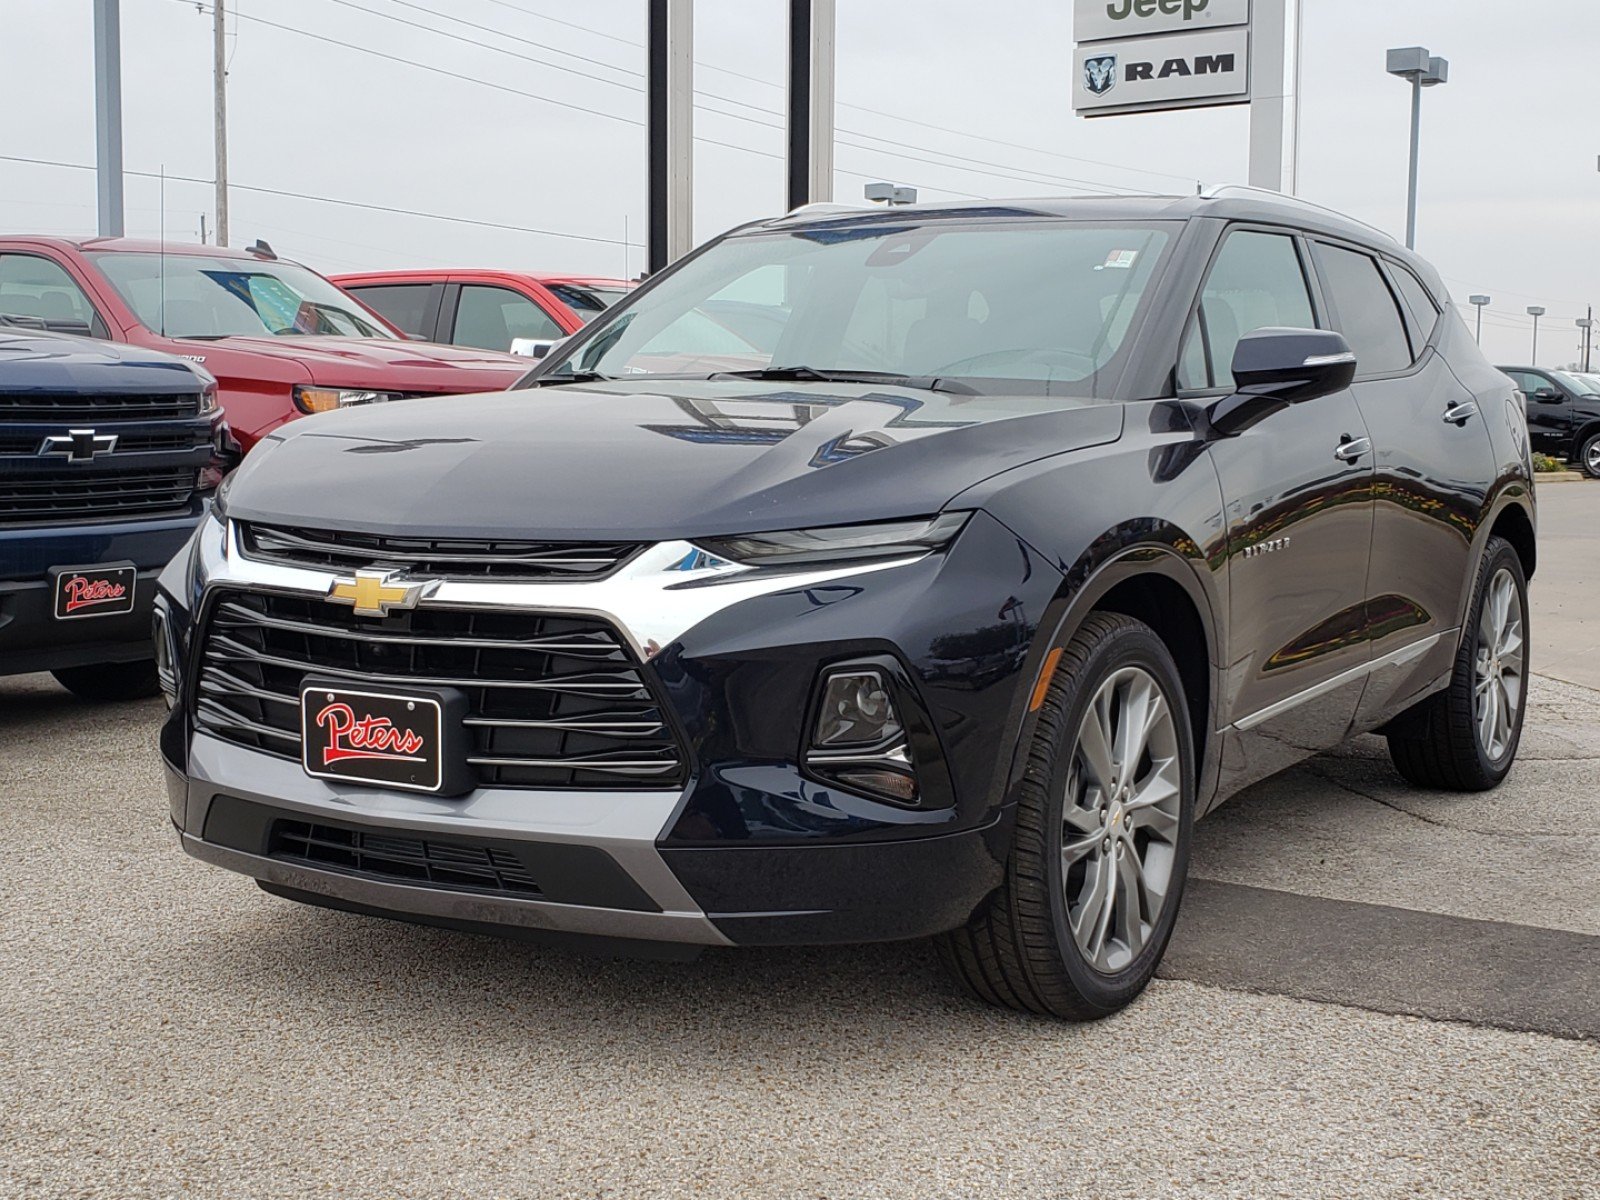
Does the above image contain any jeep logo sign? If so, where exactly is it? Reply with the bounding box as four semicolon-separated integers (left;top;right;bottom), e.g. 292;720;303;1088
1074;0;1249;44
1072;28;1250;116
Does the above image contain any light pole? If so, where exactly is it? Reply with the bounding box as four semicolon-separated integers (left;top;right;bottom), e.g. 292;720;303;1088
1528;306;1546;363
1386;47;1449;250
1469;294;1490;344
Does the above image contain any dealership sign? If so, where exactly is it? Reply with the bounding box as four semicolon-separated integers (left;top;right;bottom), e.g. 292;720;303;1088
1073;0;1252;117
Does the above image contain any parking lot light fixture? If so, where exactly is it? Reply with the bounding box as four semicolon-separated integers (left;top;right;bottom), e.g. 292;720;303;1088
1528;306;1546;362
1469;295;1491;344
1387;46;1449;250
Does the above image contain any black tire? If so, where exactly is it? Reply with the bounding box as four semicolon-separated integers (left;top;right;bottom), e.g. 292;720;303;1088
50;659;161;703
937;612;1196;1020
1385;536;1528;791
1578;430;1600;479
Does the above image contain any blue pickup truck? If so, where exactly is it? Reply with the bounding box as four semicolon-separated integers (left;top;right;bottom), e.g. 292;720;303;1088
0;329;233;700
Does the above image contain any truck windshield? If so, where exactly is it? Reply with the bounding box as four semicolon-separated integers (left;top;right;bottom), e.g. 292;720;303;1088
541;219;1173;395
87;252;395;340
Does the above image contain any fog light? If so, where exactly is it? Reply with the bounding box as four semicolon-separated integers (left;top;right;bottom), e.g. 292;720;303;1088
152;602;178;709
814;669;902;749
807;666;919;805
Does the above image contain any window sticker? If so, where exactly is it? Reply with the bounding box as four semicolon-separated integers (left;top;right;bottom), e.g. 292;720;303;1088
1100;249;1141;271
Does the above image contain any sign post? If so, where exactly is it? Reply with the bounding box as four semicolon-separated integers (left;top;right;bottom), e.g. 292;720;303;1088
1072;0;1300;194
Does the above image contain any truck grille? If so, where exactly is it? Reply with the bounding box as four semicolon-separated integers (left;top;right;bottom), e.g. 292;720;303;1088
0;466;198;523
0;392;202;422
269;820;544;896
239;522;639;581
191;590;686;789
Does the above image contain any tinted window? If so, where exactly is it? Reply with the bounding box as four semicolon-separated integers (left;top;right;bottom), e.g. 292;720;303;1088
1390;265;1439;349
1179;230;1315;390
349;284;433;338
0;254;102;335
1315;244;1413;376
547;283;630;324
452;285;563;351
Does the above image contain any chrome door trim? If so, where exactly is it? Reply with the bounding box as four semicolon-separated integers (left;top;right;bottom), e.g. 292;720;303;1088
1231;633;1443;732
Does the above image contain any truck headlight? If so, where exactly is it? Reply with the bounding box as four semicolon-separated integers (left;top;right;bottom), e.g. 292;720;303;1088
293;386;402;414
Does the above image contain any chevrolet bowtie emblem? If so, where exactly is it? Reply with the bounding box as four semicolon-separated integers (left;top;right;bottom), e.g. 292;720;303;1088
326;570;428;617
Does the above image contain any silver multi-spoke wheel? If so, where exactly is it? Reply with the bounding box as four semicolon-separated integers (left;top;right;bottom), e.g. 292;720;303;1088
1585;438;1600;476
1474;567;1525;763
1061;666;1182;975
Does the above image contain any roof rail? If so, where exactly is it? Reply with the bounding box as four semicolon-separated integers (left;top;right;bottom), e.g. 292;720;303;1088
784;201;870;218
1198;185;1397;245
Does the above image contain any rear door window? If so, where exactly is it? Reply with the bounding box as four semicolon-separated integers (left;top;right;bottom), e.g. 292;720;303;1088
1388;264;1440;352
347;283;435;338
1313;244;1414;377
0;253;105;336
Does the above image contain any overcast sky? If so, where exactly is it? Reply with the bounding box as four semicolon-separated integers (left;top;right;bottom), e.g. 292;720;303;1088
2;0;1595;366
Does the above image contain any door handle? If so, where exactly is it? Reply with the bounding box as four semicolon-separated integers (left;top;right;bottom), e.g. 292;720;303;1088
1334;435;1371;463
1443;401;1479;426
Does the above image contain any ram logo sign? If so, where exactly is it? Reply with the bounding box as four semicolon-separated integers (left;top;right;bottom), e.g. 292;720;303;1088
1084;55;1119;96
1072;28;1250;116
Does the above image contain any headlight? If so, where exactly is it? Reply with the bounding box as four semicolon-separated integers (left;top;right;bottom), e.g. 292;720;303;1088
694;512;968;568
293;386;402;414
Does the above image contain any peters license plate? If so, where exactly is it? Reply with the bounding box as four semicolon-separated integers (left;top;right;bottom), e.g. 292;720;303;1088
51;563;137;620
301;685;444;793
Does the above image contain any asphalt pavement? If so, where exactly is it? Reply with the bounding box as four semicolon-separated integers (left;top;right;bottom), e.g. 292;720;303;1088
2;491;1598;1198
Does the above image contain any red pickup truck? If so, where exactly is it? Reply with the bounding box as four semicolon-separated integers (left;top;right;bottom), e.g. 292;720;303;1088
0;237;531;450
331;270;633;354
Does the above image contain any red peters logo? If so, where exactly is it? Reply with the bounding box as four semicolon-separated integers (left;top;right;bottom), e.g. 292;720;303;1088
62;574;128;614
315;702;428;766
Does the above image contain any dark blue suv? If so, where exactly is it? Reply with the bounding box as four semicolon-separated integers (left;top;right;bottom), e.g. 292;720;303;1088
1;330;232;700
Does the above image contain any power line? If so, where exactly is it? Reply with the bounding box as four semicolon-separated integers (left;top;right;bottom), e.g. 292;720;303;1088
0;154;629;246
461;0;1199;188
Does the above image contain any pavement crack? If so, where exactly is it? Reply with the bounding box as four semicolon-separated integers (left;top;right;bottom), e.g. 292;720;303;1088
1302;764;1587;840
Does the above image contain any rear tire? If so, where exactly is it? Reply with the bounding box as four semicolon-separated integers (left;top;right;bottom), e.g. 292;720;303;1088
1578;431;1600;479
50;659;161;703
1385;536;1527;791
937;612;1195;1020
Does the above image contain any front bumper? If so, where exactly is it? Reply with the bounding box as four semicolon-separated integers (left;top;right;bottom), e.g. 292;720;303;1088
160;510;1061;949
0;510;202;676
168;732;1004;948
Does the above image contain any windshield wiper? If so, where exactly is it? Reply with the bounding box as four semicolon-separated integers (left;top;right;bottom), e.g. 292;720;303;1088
532;368;613;385
710;366;977;394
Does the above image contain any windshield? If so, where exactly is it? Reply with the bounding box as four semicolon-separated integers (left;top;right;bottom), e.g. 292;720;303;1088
547;283;631;324
540;220;1173;395
1570;373;1600;395
88;252;395;340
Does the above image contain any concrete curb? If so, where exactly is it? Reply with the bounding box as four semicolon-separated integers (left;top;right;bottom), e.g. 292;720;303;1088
1534;471;1588;483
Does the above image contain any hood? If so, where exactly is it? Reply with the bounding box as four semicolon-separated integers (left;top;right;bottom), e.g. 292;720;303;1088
224;379;1125;540
0;329;204;393
182;335;528;391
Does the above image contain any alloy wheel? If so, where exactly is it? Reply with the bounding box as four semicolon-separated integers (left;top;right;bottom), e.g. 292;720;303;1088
1061;666;1182;975
1586;439;1600;476
1474;567;1525;763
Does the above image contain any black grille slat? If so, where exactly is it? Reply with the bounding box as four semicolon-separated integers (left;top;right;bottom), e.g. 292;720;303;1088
0;392;202;422
192;590;686;790
0;466;197;522
238;522;639;581
269;820;544;896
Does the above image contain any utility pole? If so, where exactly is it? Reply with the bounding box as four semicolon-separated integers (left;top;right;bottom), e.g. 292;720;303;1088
92;0;124;237
213;0;230;247
1581;309;1595;373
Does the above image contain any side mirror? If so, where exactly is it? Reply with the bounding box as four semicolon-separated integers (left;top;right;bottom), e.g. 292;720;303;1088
509;337;564;359
1532;387;1564;404
1207;328;1357;437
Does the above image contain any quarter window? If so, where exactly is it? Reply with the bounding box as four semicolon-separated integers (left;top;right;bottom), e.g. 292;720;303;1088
1389;264;1440;351
0;253;103;336
1314;244;1414;377
1178;230;1316;391
452;284;563;352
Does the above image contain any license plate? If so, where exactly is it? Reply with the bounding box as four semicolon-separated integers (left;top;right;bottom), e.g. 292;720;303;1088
51;563;137;620
301;685;444;793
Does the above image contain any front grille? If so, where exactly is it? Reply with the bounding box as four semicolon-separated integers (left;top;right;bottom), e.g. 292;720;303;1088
0;466;197;523
0;392;202;422
192;590;686;789
270;820;543;896
0;428;208;456
239;522;639;581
